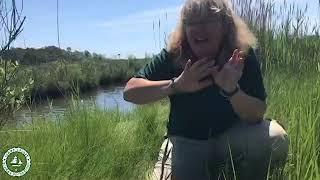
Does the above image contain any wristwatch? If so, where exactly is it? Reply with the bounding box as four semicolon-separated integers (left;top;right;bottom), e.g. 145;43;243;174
169;77;178;93
219;84;240;99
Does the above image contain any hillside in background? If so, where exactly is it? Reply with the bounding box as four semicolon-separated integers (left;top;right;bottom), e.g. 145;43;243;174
2;46;148;65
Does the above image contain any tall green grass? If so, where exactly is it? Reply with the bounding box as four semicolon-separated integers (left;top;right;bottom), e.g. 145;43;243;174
26;58;146;99
232;0;320;73
0;102;169;179
0;69;319;179
265;71;320;179
0;0;319;179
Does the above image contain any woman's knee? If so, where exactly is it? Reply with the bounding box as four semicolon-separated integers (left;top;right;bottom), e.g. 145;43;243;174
232;119;289;167
247;119;289;168
269;120;290;167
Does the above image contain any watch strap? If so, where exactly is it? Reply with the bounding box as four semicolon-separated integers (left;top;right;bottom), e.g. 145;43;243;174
219;84;240;98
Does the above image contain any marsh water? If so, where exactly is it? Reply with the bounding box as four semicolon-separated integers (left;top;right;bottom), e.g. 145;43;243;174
10;86;135;125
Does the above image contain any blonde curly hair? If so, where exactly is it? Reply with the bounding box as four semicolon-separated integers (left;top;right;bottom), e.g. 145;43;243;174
168;0;257;68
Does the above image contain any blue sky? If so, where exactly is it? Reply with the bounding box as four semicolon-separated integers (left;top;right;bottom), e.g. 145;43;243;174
12;0;319;58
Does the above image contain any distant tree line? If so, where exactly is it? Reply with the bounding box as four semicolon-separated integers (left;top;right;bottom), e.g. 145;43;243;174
2;46;126;65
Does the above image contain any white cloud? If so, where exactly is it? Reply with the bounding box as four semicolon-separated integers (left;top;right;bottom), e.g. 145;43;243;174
97;6;181;29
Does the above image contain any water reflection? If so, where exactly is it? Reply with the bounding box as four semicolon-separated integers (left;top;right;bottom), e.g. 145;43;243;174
12;86;135;124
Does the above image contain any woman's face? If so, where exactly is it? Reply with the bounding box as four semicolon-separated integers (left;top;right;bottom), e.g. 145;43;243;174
185;17;224;60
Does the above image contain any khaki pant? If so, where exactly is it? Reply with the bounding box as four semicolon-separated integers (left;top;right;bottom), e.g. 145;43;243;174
149;119;289;180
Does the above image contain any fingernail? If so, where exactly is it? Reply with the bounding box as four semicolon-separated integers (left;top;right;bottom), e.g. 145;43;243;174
233;50;237;55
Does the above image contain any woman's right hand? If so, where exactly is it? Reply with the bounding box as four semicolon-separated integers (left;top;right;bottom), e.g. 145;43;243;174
174;58;216;93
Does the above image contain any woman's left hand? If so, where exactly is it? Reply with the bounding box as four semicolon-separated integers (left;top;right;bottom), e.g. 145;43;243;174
211;49;245;92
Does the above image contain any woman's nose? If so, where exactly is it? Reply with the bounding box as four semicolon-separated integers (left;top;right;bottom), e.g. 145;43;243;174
191;27;206;36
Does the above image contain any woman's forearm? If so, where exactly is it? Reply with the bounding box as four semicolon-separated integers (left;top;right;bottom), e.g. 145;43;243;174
123;78;174;104
229;89;267;123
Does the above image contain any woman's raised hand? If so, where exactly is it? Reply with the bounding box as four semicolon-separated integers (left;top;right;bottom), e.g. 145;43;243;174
211;49;245;92
174;58;216;93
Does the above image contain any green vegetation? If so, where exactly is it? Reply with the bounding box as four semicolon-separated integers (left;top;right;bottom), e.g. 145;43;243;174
0;0;29;120
0;102;169;179
0;0;319;179
1;46;148;126
0;60;33;129
264;71;320;179
0;69;319;179
4;47;148;99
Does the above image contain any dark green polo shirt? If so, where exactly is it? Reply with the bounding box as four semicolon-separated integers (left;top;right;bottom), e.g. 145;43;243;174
133;48;267;140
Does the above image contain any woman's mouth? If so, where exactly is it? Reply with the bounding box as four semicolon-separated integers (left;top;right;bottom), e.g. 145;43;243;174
194;37;209;43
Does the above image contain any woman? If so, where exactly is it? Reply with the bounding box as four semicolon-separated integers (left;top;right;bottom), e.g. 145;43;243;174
124;0;289;179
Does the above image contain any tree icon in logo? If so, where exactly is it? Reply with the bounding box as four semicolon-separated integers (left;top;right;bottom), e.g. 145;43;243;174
2;147;31;177
10;155;24;171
